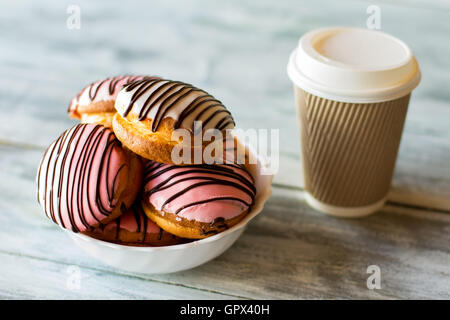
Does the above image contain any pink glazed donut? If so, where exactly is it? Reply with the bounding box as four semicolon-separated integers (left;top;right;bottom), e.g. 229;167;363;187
83;202;183;246
37;123;143;232
140;160;256;239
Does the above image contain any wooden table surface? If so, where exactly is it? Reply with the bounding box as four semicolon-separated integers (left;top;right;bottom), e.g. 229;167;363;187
0;0;449;299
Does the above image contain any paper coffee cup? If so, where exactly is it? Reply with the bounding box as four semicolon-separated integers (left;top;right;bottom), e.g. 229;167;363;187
287;27;421;217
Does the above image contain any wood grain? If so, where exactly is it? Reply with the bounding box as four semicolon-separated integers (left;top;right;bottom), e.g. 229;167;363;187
0;0;449;299
1;145;448;299
0;252;236;299
0;0;449;211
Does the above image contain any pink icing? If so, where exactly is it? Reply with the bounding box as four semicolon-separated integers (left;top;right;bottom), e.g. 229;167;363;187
37;124;129;232
68;75;145;112
103;207;161;234
143;162;255;223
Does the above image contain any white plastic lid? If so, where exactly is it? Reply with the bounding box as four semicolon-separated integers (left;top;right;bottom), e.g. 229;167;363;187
287;27;421;103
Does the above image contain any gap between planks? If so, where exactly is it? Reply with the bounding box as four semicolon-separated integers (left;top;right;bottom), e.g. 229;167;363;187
272;183;450;215
1;138;449;217
0;249;251;300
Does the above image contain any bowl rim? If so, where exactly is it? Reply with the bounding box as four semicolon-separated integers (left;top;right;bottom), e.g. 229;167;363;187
68;138;273;252
69;190;270;252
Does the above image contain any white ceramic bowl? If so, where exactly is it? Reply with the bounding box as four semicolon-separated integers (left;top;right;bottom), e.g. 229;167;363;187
67;141;273;274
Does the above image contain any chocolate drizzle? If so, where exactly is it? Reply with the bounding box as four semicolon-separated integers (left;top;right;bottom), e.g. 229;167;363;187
200;217;229;236
110;203;162;243
134;202;150;243
68;75;145;113
210;217;229;229
200;229;219;236
120;77;235;132
143;161;255;218
37;124;126;232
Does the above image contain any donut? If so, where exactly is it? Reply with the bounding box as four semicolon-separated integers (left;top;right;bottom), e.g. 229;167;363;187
113;77;235;164
68;75;148;127
37;123;143;232
83;202;183;246
140;160;256;239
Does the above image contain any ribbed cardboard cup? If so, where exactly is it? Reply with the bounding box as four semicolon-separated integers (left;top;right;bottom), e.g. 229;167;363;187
295;88;411;216
288;27;421;217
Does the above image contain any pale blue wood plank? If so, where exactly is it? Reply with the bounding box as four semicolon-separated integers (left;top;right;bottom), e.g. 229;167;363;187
0;145;449;299
0;252;237;300
0;0;449;211
0;0;449;299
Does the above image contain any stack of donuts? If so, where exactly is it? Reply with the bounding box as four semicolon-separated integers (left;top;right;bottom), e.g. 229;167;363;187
37;75;256;246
